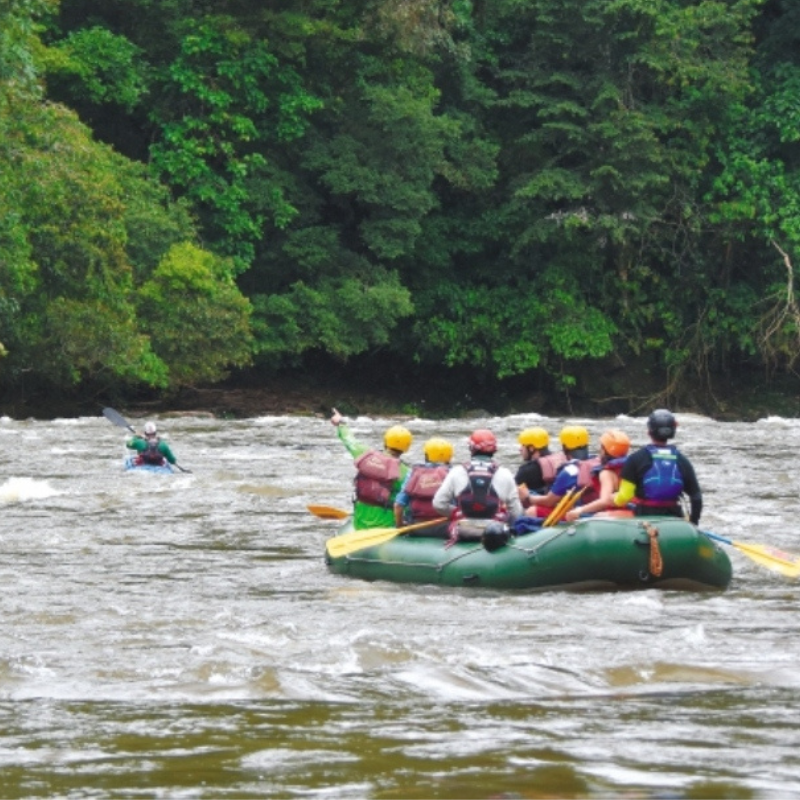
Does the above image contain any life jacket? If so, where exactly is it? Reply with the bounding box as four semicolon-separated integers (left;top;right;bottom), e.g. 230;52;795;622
538;451;567;484
353;449;401;508
405;463;450;521
589;456;626;496
138;438;166;466
456;460;503;519
638;444;684;505
558;455;602;504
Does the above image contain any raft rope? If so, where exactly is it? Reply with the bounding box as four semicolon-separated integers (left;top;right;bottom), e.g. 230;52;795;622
640;521;664;577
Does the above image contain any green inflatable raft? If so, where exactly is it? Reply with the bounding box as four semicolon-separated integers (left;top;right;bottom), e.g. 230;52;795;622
324;516;732;592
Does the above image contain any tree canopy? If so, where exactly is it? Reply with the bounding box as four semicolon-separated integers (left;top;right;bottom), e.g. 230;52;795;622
2;0;799;412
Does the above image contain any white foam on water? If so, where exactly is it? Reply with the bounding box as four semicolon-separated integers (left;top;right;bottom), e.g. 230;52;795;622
0;476;60;504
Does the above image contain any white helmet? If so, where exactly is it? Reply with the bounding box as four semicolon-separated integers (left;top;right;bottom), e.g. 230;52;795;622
143;421;157;436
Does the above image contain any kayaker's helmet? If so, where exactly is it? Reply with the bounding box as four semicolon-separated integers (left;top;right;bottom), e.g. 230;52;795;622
559;425;589;451
518;427;549;450
647;409;676;441
143;421;157;436
468;429;497;455
600;429;630;459
424;437;453;464
384;425;412;453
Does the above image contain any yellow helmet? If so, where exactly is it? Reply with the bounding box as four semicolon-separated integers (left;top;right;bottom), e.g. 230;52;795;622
559;425;589;450
384;425;412;453
423;437;453;463
599;429;630;459
518;427;549;450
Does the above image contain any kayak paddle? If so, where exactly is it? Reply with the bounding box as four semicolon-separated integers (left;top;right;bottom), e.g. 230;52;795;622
326;517;448;558
102;406;192;474
702;530;800;578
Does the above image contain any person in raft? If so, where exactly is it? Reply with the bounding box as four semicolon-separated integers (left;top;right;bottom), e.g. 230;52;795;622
126;421;177;468
565;429;631;521
433;429;523;547
393;436;453;536
612;408;702;525
523;425;600;517
331;407;412;530
515;426;567;508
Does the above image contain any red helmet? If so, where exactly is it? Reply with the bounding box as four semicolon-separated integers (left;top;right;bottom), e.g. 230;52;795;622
468;429;497;455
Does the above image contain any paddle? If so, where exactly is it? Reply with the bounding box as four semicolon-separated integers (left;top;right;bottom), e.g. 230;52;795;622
308;504;350;520
326;517;448;559
102;407;192;474
543;486;586;528
702;530;800;579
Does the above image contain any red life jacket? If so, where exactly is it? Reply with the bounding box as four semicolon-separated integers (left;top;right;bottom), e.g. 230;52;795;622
405;463;450;520
538;451;567;483
354;450;401;508
138;439;166;466
574;455;602;504
588;456;626;495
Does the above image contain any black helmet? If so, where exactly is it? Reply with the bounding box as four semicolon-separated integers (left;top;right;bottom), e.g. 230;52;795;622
482;522;510;553
647;408;676;441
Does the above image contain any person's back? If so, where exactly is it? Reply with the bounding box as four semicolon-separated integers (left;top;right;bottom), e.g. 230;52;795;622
331;408;411;530
126;421;177;467
613;409;702;524
433;429;523;541
394;437;452;534
524;426;599;517
566;429;630;521
515;427;567;505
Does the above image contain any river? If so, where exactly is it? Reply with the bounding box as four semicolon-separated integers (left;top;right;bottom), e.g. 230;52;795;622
0;410;798;799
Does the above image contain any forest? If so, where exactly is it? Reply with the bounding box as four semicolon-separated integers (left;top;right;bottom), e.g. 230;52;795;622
1;0;799;417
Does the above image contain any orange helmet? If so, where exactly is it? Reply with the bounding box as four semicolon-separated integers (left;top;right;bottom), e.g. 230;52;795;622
599;429;630;459
468;429;497;455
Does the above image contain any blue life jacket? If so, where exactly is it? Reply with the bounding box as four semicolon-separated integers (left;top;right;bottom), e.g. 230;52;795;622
641;445;684;503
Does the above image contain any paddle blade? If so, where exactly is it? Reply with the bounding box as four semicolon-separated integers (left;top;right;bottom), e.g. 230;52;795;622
308;504;350;520
103;407;134;432
734;542;800;579
326;527;398;558
325;517;447;558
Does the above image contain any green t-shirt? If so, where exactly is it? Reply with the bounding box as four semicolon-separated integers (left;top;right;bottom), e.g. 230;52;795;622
126;435;177;465
336;424;409;529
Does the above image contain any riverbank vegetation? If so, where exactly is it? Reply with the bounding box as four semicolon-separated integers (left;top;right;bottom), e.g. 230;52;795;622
2;0;800;419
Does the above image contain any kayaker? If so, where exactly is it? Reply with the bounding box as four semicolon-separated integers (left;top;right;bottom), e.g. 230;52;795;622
515;426;567;506
565;429;630;521
612;408;702;524
393;437;453;534
126;421;177;468
330;407;412;530
523;425;600;517
433;428;523;542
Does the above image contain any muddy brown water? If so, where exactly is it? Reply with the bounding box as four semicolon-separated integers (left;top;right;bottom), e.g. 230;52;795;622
0;411;798;798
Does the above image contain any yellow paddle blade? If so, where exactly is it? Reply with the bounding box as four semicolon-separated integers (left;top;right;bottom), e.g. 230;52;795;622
735;542;800;579
326;517;447;559
308;504;350;520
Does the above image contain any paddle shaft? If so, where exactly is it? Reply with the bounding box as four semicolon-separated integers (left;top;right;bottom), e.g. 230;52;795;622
702;530;800;578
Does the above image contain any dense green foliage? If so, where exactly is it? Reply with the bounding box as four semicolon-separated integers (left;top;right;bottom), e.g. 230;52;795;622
2;0;799;409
